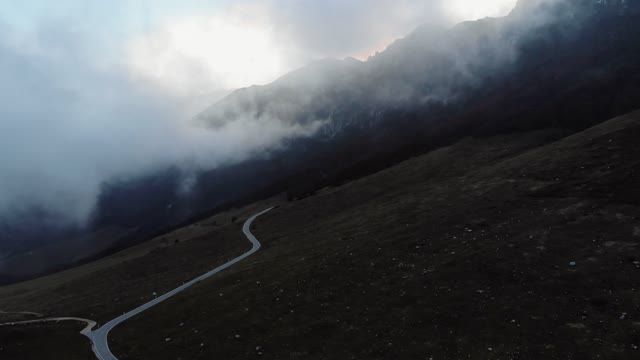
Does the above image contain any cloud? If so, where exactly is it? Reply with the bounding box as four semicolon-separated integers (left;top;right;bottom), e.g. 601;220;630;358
0;21;322;225
262;0;448;59
445;0;518;22
125;1;518;93
0;0;520;226
126;8;286;94
260;0;515;60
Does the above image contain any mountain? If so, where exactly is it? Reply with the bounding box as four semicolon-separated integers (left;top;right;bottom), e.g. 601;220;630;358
2;0;640;283
197;57;364;129
4;108;640;359
192;0;640;194
195;0;640;150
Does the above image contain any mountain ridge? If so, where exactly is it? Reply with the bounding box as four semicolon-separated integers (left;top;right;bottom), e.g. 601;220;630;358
2;0;640;283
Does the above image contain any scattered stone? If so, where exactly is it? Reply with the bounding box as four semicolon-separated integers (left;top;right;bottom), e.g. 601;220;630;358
165;338;171;342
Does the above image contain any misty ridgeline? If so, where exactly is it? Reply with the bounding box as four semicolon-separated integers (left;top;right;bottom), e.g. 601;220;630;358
1;0;640;282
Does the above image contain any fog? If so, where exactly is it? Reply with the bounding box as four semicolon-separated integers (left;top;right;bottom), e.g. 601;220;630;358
0;1;521;227
0;22;322;225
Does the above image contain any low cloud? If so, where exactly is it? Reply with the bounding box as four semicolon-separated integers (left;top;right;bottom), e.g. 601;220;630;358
125;1;518;93
0;22;322;225
0;0;520;226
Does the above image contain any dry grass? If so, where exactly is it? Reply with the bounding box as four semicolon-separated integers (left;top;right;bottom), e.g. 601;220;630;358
3;111;640;359
0;322;93;360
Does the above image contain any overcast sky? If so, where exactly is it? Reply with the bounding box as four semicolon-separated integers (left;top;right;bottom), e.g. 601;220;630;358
0;0;517;224
2;0;517;93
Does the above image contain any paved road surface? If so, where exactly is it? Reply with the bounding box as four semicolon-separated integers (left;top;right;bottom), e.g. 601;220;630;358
0;207;273;360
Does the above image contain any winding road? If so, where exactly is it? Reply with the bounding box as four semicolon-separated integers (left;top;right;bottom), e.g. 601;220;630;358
0;207;273;360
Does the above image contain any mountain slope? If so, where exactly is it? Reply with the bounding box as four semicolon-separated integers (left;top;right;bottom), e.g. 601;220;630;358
3;0;640;283
111;110;640;360
2;109;640;359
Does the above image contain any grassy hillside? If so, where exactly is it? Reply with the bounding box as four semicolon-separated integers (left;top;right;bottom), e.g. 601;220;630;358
0;201;279;325
0;322;92;360
2;110;640;359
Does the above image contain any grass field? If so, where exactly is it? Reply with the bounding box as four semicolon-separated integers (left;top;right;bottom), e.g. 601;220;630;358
2;111;640;359
0;322;93;360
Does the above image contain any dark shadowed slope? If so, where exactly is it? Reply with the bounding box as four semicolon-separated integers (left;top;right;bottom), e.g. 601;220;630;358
2;109;640;359
0;208;274;360
111;110;640;360
3;0;640;286
0;322;93;360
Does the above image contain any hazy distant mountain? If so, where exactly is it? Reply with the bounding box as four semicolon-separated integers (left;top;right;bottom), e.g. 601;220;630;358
199;0;640;138
3;0;640;283
197;57;364;130
97;0;640;234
